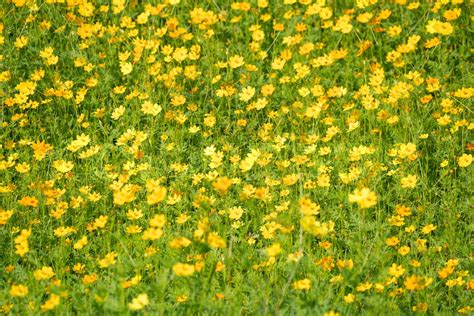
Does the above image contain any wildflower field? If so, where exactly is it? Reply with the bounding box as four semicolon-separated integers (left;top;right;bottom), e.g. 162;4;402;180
1;0;473;314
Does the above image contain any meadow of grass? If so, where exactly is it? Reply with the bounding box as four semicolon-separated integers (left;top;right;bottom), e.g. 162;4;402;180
0;0;473;314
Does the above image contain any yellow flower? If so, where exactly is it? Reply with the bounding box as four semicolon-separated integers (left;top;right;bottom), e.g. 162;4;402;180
78;1;95;17
426;19;454;36
457;154;472;168
292;278;311;290
261;84;275;96
400;174;417;188
239;86;256;102
356;282;372;292
388;263;406;278
90;215;108;231
398;143;417;159
169;237;192;249
82;274;98;285
120;62;133;75
113;184;139;205
171;95;186;106
173;263;195;276
126;208;143;220
73;236;88;250
10;284;28;297
66;133;90;152
15;162;30;173
14;229;31;257
126;225;142;234
111;106;126;120
147;186;167;205
141;101;162;116
128;293;149;311
204;113;216;127
15;241;29;257
298;197;320;216
33;266;55;280
404;275;432;291
12;0;26;7
300;216;334;237
14;36;28;49
18;196;38;208
266;243;282;257
398;246;410;256
343;294;355;303
53;160;74;173
41;294;60;312
213;176;233;194
30;140;53;161
142;227;163;240
207;232;226;248
97;252;117;268
121;275;142;289
337;259;353;270
0;210;14;225
228;206;244;220
348;187;377;209
228;55;244;68
149;214;166;227
421;224;437;234
176;294;188;303
424;37;441;49
443;8;461;21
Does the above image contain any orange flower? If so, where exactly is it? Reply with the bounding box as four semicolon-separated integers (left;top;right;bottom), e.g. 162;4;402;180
18;196;39;207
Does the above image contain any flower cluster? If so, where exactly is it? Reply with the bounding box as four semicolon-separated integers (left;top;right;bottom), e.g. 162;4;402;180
0;0;472;314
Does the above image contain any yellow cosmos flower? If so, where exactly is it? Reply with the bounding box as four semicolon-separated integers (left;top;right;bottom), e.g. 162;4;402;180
266;243;282;257
41;294;60;312
457;154;472;168
147;186;167;205
344;294;355;303
53;160;74;173
10;284;28;297
120;62;133;75
128;293;149;311
207;232;226;248
33;266;55;280
141;101;162;116
173;263;195;276
293;278;311;290
228;55;244;68
228;206;244;220
348;187;377;209
400;174;418;188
